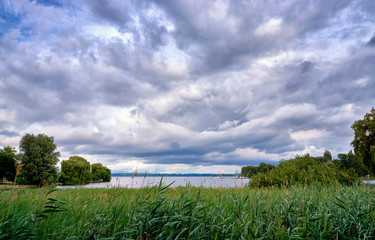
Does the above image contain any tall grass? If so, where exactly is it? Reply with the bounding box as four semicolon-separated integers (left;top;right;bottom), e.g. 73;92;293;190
1;183;375;239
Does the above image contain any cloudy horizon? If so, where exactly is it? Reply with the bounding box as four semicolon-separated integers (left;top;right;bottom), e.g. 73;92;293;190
1;0;375;173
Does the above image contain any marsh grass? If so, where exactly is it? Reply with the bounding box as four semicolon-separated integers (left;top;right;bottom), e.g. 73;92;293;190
1;183;375;239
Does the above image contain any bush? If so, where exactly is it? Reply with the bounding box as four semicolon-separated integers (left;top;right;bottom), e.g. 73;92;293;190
249;155;359;188
241;163;275;177
60;156;92;185
91;163;111;182
0;148;16;182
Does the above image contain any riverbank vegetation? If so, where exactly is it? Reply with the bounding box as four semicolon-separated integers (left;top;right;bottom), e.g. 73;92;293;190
247;154;358;188
1;184;375;239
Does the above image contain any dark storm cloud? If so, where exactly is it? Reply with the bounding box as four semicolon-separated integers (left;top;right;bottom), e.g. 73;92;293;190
317;52;375;106
367;34;375;46
154;94;247;131
0;129;19;137
86;0;132;28
152;0;352;74
86;0;169;51
0;0;375;171
99;40;184;90
284;61;316;94
0;46;91;124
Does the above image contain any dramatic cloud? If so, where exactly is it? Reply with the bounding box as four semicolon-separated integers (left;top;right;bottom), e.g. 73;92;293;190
0;0;374;173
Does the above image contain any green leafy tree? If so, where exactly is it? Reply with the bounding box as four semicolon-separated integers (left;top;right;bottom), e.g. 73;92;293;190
316;150;332;163
241;163;274;178
258;163;275;174
323;150;332;162
91;163;111;182
18;134;60;186
0;146;17;182
60;156;92;185
333;150;368;176
351;108;375;174
241;166;257;177
2;146;17;158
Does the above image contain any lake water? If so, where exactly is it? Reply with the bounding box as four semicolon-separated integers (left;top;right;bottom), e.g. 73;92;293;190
363;180;375;185
58;176;249;189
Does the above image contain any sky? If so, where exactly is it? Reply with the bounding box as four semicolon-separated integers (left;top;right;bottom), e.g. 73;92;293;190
0;0;374;174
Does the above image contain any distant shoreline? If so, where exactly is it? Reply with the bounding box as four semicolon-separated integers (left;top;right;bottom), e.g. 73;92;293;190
111;173;239;177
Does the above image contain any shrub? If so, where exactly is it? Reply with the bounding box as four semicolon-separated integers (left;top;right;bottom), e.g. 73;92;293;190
241;163;275;177
249;155;359;188
91;163;111;182
60;156;92;185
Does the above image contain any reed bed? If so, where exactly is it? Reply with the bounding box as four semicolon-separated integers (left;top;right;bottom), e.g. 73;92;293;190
1;183;375;239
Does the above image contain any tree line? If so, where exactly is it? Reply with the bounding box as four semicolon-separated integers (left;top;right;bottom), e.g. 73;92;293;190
60;156;111;185
0;134;111;186
241;107;375;187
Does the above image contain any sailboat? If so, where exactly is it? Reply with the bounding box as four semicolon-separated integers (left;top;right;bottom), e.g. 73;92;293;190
232;170;240;179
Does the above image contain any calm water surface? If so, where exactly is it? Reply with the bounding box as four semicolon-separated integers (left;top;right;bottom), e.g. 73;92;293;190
363;180;375;185
58;176;249;189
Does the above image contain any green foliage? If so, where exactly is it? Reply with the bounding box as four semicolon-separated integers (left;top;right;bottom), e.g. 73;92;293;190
60;156;92;185
241;162;275;177
324;149;332;162
1;185;375;239
1;146;17;159
333;150;368;176
91;163;111;182
0;146;17;182
316;150;333;163
351;107;375;174
249;155;358;188
18;134;60;186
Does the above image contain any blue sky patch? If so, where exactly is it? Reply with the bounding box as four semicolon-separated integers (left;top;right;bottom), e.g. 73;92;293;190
0;1;25;37
33;0;63;8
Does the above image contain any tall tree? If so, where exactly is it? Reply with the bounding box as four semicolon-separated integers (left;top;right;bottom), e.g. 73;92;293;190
0;146;17;183
351;108;375;174
333;150;368;176
19;134;60;186
323;150;332;162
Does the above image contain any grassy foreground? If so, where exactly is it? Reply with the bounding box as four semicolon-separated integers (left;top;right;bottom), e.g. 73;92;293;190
1;184;375;239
